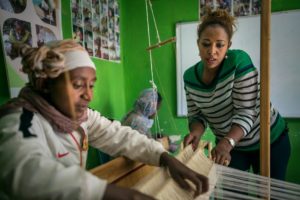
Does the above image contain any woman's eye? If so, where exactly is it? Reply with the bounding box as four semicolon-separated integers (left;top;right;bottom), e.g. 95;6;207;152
216;43;225;48
88;80;95;89
73;81;83;89
202;43;210;47
73;84;83;89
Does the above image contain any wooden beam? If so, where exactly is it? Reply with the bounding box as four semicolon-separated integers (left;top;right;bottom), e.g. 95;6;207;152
260;0;271;198
146;37;176;51
90;156;156;188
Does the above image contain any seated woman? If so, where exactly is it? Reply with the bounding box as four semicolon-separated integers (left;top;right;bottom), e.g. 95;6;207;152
0;39;208;199
122;88;162;139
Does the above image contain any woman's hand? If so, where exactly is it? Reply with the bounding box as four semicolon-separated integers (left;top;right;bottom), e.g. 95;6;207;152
211;139;232;166
184;131;202;150
103;184;157;200
160;152;209;197
184;122;205;150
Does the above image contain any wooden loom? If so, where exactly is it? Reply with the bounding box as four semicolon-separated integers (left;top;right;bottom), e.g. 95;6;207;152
90;141;216;199
90;141;300;200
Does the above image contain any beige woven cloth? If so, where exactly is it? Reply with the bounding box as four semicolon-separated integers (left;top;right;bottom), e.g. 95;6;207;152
133;141;216;200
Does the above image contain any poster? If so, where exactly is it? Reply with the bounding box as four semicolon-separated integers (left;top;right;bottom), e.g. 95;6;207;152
71;0;120;62
0;0;62;97
199;0;261;17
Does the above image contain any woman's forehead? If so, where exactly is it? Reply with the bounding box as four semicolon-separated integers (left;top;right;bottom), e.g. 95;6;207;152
68;67;96;80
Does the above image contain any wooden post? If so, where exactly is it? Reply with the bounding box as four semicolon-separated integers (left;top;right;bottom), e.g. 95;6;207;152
260;0;271;198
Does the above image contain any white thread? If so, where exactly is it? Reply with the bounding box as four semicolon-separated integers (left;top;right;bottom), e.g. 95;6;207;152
148;0;161;43
145;0;161;138
134;145;300;200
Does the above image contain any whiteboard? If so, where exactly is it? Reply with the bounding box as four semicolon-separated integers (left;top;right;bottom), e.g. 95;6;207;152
176;10;300;118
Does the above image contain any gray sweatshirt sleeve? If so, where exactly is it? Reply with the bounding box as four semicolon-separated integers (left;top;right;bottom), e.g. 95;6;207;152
87;109;166;166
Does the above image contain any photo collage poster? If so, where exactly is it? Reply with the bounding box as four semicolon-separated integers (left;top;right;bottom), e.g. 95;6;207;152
199;0;261;17
71;0;120;62
0;0;62;97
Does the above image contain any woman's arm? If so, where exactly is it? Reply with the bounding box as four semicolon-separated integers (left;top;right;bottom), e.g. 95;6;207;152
183;89;207;150
184;121;206;150
212;50;259;165
87;109;165;166
212;124;244;165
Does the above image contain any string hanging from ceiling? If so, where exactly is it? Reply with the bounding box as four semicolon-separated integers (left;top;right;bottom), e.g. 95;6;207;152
144;0;177;137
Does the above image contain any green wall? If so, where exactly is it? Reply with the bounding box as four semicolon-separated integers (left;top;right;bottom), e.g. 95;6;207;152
0;0;299;183
120;0;300;184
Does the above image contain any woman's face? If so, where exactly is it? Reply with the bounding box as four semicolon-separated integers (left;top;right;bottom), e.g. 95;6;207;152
198;25;230;70
47;67;96;119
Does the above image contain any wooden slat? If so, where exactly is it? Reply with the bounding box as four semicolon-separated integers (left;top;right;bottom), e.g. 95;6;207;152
113;164;156;188
89;156;156;187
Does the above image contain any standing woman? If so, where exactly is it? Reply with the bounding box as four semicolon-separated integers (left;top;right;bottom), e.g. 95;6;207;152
0;40;208;199
183;9;290;180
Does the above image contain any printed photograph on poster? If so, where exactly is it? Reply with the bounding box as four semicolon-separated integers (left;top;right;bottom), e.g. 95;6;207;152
199;0;213;16
84;30;93;56
36;25;57;47
0;1;27;13
101;37;109;60
33;0;57;26
100;0;108;38
251;0;261;15
233;0;250;16
114;1;120;60
199;0;260;17
71;0;120;62
0;0;62;97
92;0;101;58
99;0;109;60
218;0;231;13
73;25;83;45
83;0;92;32
82;0;93;56
94;36;102;58
3;19;32;60
108;0;115;60
71;0;83;27
91;1;100;33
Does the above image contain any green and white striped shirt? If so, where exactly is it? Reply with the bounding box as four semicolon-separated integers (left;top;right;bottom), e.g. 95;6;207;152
184;49;286;150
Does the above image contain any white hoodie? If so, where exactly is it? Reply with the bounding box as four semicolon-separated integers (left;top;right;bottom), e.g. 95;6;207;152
0;108;165;199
